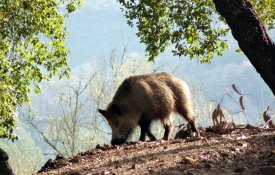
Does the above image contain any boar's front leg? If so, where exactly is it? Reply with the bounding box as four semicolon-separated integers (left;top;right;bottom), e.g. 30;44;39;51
139;118;156;141
146;130;156;141
162;118;172;140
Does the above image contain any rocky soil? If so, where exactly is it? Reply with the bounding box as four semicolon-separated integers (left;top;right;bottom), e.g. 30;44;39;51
37;128;275;175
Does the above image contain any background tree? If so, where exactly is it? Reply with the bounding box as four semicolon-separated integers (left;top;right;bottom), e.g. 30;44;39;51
0;0;82;139
117;0;275;95
23;49;156;157
23;74;102;157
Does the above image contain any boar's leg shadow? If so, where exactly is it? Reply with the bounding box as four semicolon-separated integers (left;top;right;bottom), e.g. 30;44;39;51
139;118;156;141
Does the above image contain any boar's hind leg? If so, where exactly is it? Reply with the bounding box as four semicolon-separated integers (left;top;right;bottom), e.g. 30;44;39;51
139;119;156;141
162;118;172;140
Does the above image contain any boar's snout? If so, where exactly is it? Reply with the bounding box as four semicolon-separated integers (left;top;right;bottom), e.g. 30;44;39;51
111;138;126;145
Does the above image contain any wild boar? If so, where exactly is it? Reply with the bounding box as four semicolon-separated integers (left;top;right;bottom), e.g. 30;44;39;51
98;72;199;145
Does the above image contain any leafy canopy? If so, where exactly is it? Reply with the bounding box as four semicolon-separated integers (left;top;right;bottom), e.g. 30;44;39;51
118;0;275;62
0;0;81;140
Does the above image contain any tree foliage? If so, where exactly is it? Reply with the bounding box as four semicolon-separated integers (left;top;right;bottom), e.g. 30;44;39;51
250;0;275;30
0;0;82;140
117;0;275;62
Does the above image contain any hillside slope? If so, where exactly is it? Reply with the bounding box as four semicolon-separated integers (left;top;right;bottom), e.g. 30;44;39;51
38;129;275;175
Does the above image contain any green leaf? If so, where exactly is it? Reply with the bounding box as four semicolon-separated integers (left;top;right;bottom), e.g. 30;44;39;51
118;0;231;63
235;48;243;54
0;0;82;140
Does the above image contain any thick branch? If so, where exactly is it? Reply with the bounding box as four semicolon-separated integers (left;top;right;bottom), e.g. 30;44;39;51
212;0;275;95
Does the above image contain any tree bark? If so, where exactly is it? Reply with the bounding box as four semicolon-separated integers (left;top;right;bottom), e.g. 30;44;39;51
212;0;275;95
0;148;14;175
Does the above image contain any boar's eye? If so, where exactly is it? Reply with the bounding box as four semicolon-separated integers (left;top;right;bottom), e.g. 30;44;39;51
111;104;122;116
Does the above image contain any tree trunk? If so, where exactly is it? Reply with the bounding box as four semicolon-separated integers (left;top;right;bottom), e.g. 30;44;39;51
0;148;14;175
212;0;275;95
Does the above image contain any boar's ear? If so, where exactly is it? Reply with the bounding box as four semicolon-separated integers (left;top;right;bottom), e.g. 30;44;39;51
111;104;123;116
98;109;108;118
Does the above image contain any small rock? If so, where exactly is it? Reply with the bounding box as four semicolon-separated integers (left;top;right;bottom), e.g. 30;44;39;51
96;149;104;154
40;159;55;169
101;171;110;175
69;157;80;163
201;159;216;164
181;157;195;164
236;134;247;140
55;154;65;160
103;144;109;148
185;171;193;175
131;163;138;169
113;145;120;150
115;164;122;169
237;142;248;147
97;145;109;151
69;172;80;175
204;163;213;169
124;146;132;150
234;167;245;173
221;151;230;157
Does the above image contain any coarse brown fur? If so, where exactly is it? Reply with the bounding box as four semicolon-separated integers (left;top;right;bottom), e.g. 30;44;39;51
98;72;199;145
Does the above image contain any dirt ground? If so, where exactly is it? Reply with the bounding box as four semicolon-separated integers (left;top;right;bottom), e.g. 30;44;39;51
37;128;275;175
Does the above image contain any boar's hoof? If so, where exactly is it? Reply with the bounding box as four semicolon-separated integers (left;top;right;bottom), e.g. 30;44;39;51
111;138;126;145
